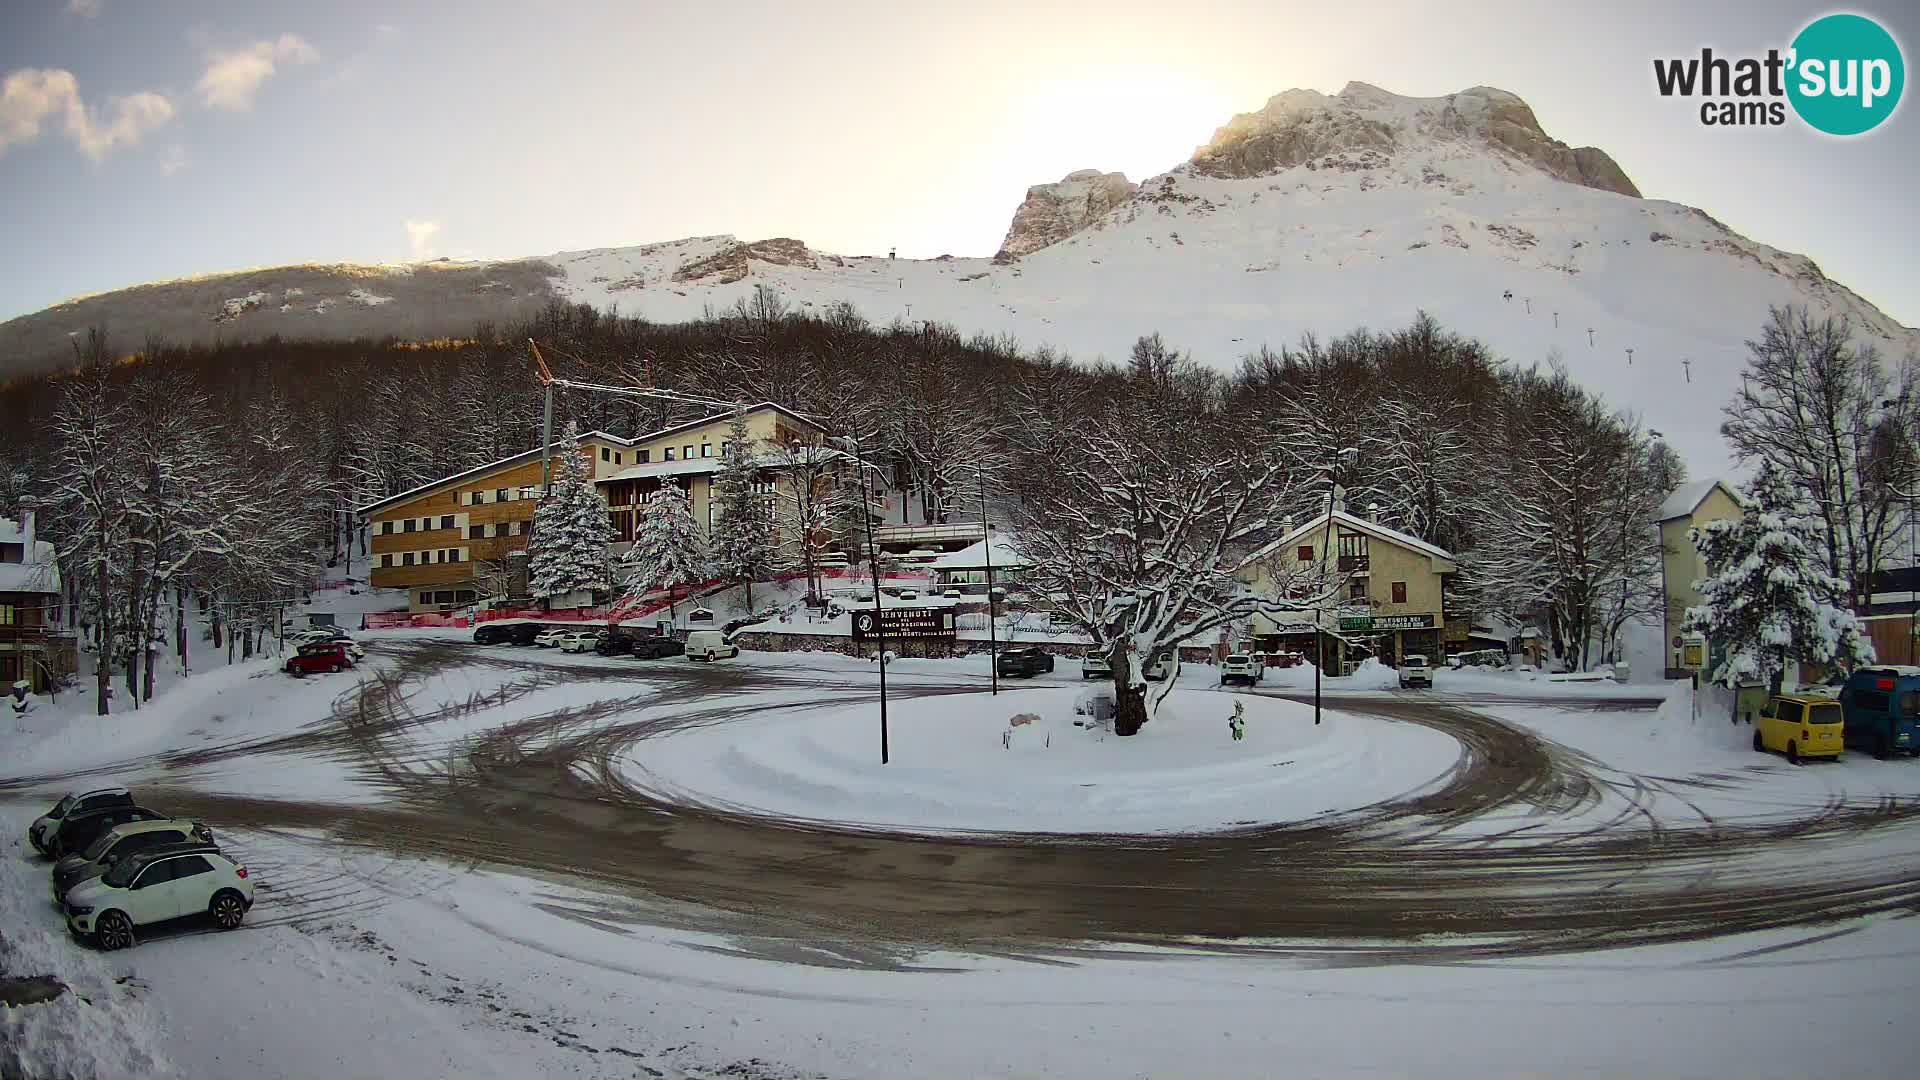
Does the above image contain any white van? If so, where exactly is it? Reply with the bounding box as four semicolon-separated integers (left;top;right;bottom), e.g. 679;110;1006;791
685;630;740;662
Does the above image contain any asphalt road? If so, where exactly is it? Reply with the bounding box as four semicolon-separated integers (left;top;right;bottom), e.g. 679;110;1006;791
10;639;1920;967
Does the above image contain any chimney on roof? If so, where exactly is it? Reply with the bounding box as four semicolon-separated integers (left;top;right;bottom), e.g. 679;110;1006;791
20;506;33;555
1330;484;1347;515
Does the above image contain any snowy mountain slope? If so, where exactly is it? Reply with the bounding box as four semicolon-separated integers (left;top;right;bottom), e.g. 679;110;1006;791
3;82;1911;474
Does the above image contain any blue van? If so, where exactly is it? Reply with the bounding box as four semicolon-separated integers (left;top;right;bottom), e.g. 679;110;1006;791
1837;666;1920;759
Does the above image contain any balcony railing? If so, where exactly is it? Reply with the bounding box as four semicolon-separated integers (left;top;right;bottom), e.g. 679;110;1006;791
1337;554;1370;572
0;624;78;646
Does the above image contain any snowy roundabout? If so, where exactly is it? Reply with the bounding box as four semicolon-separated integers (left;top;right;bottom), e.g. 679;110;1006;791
612;687;1460;835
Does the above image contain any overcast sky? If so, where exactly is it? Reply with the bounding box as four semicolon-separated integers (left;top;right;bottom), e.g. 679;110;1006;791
2;0;1914;326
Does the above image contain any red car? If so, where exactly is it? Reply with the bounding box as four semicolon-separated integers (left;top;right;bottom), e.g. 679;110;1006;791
285;642;354;676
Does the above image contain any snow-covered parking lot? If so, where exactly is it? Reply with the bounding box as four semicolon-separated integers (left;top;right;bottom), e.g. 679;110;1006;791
6;633;1920;1078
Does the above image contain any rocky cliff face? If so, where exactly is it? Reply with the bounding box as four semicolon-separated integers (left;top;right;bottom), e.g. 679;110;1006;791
671;237;835;284
1191;82;1640;197
993;170;1137;263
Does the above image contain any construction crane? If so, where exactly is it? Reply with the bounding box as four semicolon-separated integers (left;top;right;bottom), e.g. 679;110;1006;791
528;340;738;493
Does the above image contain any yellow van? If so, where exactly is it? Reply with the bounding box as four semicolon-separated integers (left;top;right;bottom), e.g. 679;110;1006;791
1754;693;1845;764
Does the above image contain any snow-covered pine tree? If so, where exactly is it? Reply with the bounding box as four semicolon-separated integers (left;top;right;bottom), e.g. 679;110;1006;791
708;410;776;611
527;423;611;603
618;480;708;620
1682;461;1875;718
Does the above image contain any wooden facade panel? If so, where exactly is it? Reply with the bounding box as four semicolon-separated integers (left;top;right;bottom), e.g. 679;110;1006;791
370;563;476;589
1867;616;1917;667
372;526;467;553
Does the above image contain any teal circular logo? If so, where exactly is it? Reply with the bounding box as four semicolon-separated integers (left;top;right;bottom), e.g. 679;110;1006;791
1787;13;1905;135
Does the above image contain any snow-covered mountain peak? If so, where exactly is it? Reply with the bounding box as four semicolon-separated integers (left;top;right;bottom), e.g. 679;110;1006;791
1189;82;1640;198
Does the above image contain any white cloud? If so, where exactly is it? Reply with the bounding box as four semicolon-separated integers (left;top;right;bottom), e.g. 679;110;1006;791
197;33;318;111
405;220;442;261
158;143;188;176
69;0;104;17
1;68;175;161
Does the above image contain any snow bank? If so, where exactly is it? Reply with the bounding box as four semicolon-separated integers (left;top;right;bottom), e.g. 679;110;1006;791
616;686;1457;834
2;819;173;1079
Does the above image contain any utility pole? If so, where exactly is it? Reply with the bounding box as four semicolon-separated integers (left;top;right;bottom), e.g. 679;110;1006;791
847;433;890;763
980;467;997;696
1312;448;1357;725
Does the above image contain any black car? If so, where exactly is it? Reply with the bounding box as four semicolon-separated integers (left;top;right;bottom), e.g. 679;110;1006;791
996;647;1056;678
630;636;687;659
49;804;168;859
28;787;136;855
52;820;216;901
505;622;543;646
595;631;637;656
473;623;510;645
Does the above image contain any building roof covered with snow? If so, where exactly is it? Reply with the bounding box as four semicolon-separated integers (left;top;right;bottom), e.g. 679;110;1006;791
356;430;635;515
1273;509;1458;571
1657;478;1741;523
596;457;725;484
927;534;1030;571
0;515;60;594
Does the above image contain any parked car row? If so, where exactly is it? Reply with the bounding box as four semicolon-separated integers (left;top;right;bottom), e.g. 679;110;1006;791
470;623;741;662
27;787;252;950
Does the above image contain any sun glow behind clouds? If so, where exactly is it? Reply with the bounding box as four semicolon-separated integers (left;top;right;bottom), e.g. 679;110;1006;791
1002;69;1242;185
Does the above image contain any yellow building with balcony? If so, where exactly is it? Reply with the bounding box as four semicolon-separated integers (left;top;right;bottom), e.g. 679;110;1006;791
1243;507;1459;671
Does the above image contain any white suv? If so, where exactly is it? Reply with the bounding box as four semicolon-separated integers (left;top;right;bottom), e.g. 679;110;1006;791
1220;654;1263;686
64;844;255;950
1398;654;1434;689
557;630;599;653
533;628;569;648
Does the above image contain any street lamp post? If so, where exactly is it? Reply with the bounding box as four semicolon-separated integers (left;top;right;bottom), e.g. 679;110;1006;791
860;439;890;764
979;466;997;697
1314;448;1360;726
832;433;891;764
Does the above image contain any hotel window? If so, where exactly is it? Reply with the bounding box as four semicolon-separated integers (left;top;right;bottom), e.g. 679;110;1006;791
469;525;484;539
637;449;650;463
1296;545;1313;562
601;447;611;462
663;447;675;461
496;488;510;502
1348;578;1368;601
403;519;416;533
440;515;454;529
700;443;712;458
402;552;415;567
381;521;394;535
1392;581;1407;604
0;605;16;625
379;553;392;568
683;444;694;460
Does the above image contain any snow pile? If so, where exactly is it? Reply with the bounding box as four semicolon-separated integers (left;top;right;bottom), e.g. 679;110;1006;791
1247;656;1403;692
213;291;267;322
346;287;394;306
616;686;1457;834
1;830;173;1079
